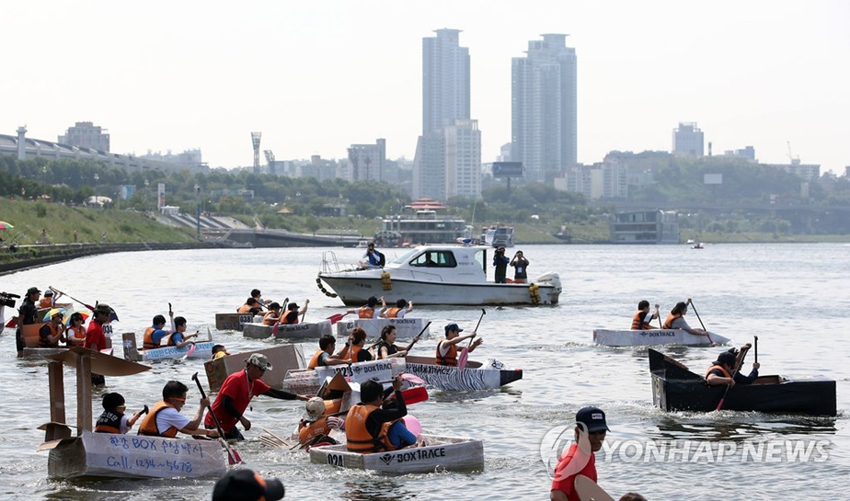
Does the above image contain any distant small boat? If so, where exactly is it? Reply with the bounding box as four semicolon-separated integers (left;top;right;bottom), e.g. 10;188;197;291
686;239;695;245
691;242;704;249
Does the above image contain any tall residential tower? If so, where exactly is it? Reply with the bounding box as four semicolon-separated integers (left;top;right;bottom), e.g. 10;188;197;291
511;34;577;183
422;29;471;135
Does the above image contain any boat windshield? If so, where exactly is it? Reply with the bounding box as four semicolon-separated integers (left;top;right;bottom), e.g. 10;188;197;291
390;248;420;265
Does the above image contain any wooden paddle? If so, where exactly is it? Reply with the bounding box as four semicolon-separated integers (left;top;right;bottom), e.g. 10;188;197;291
191;372;242;464
754;335;759;364
716;344;750;411
300;298;309;323
271;297;289;337
402;321;431;353
687;298;714;344
458;309;485;371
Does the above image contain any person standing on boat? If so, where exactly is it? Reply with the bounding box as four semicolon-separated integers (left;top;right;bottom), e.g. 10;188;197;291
631;300;659;330
550;406;610;501
308;334;353;369
493;246;510;283
380;298;412;319
15;286;41;358
706;344;759;387
436;323;482;366
204;353;309;441
139;380;217;438
85;303;113;386
510;250;530;284
262;302;282;325
362;242;384;268
662;301;709;336
39;310;66;348
345;376;420;453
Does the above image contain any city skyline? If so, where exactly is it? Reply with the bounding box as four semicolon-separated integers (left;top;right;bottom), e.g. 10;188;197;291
2;1;848;174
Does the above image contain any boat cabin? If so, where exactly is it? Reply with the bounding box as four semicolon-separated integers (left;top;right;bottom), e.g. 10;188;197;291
386;245;492;283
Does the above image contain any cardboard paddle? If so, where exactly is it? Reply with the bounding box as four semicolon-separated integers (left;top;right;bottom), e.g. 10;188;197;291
192;372;242;464
458;309;485;371
687;298;714;345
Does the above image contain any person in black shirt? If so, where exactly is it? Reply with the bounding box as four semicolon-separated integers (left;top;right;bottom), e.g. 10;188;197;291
16;287;41;357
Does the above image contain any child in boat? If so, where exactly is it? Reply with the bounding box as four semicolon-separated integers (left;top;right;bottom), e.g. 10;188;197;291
297;397;336;447
94;392;145;434
211;344;230;360
345;376;421;453
262;302;282;325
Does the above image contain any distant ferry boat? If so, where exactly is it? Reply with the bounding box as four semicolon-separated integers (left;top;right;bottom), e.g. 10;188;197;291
610;210;680;244
374;199;467;246
481;225;514;248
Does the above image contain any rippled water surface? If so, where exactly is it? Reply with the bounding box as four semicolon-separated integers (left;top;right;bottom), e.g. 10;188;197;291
1;243;847;500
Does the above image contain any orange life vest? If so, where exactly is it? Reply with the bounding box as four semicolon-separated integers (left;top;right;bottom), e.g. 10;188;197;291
348;345;361;363
358;307;375;319
632;312;651;330
281;311;299;325
436;341;458;366
39;322;62;348
66;325;87;347
385;308;401;318
344;403;396;453
237;304;253;314
143;327;160;350
39;297;54;308
308;350;326;370
324;399;342;415
662;313;681;329
299;417;331;445
138;401;179;438
705;364;732;379
262;311;278;326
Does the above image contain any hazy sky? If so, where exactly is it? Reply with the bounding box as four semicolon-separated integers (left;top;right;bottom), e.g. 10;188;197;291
3;1;849;173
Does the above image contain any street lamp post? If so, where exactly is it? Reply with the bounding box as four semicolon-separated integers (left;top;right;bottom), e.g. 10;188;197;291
195;184;201;240
94;174;99;207
144;179;149;213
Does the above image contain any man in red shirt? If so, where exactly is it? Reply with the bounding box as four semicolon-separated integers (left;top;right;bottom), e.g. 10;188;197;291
550;406;609;501
204;353;309;440
85;304;113;387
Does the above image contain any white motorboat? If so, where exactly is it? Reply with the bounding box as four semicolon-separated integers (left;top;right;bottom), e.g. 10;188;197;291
592;328;730;347
310;434;484;474
317;244;562;306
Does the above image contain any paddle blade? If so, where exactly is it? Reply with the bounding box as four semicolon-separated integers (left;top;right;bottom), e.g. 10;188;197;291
715;397;725;411
457;347;470;371
401;386;429;405
226;446;243;465
181;343;197;361
5;318;16;328
326;313;346;325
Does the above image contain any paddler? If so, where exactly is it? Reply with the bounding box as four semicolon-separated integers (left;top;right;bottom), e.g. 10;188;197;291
631;300;659;330
345;376;421;453
237;298;263;315
308;334;352;369
139;380;218;438
168;313;200;348
347;296;380;319
38;309;66;348
550;407;611;501
435;323;482;366
375;325;420;360
662;301;709;336
204;353;310;441
261;302;282;325
705;344;759;387
142;314;170;349
380;297;413;319
94;392;145;434
39;289;57;308
297;397;336;446
280;299;309;324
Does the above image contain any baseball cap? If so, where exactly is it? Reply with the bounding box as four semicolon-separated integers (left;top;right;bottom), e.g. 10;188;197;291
715;350;737;367
576;406;610;433
27;287;41;295
302;397;325;422
288;303;299;310
268;302;281;310
44;290;54;296
444;323;463;333
94;303;112;314
212;468;285;501
246;353;273;372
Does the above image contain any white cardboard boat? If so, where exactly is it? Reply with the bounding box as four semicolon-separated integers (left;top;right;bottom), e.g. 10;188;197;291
592;328;730;347
243;320;333;340
317;245;561;306
310;434;484;474
37;347;226;479
282;358;405;394
403;356;522;391
335;317;430;340
121;332;214;362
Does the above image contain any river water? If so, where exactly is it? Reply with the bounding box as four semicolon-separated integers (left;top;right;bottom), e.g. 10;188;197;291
1;243;847;500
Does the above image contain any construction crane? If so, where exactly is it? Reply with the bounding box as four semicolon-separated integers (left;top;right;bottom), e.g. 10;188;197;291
786;141;800;165
264;150;276;175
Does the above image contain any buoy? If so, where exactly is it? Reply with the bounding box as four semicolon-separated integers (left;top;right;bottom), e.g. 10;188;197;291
528;283;541;304
381;271;392;291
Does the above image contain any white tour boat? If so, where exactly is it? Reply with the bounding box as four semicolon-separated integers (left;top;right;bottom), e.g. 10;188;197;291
317;244;562;306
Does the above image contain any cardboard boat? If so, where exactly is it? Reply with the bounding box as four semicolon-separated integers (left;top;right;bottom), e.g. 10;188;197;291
649;349;837;416
204;344;305;392
214;312;255;331
121;332;213;362
310;434;484;474
282;358;406;395
242;320;333;340
335;318;430;340
37;347;227;479
593;328;731;347
403;356;522;391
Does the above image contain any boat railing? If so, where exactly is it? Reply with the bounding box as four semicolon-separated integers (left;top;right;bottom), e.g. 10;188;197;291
320;251;360;274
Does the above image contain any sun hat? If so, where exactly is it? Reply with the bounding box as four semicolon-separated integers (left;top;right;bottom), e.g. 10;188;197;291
302;397;325;422
246;353;273;372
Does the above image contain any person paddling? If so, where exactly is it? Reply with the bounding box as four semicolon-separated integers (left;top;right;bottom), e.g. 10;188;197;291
280;300;309;325
631;300;659;330
436;323;482;366
95;392;144;434
375;325;419;359
705;344;759;387
345;376;421;453
138;380;218;438
347;296;380;319
379;298;412;319
262;302;282;325
662;301;709;336
308;334;352;369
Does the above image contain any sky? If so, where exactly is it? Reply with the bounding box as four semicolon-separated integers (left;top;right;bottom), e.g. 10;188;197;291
3;1;849;174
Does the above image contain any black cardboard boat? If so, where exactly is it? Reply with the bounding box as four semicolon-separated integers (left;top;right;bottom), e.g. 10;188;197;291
648;349;836;417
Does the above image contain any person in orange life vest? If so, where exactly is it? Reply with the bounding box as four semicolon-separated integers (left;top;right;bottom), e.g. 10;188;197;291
662;301;709;336
308;334;352;369
345;376;420;453
39;309;67;348
205;353;309;441
509;250;530;284
85;303;113;387
142;314;169;349
281;299;309;324
65;312;87;347
631;300;659;330
168;313;199;348
297;396;336;446
346;327;372;363
212;468;285;501
436;323;482;366
262;302;282;326
237;298;263;315
138;380;217;438
379;297;412;319
39;289;59;308
551;406;610;501
95;392;144;434
249;288;269;311
347;296;380;319
706;344;759;387
211;344;230;360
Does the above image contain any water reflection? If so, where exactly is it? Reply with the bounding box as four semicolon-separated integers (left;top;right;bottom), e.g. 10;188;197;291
652;414;837;440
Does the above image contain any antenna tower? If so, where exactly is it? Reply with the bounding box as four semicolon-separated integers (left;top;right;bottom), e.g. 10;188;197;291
251;132;262;174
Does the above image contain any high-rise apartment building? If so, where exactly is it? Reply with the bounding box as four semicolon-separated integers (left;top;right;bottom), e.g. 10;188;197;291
672;122;704;157
347;139;386;182
58;121;110;152
511;34;577;183
415;29;480;201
